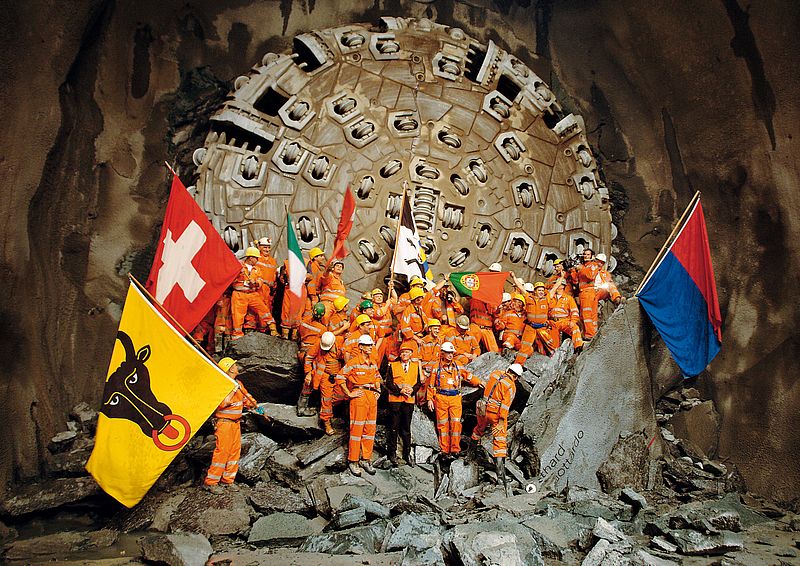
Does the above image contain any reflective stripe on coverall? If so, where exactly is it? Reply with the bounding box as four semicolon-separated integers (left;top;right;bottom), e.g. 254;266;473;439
336;353;380;462
471;370;516;457
426;361;481;454
205;380;256;485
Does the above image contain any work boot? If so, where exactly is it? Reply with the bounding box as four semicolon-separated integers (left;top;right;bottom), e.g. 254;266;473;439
403;447;414;468
281;327;290;339
224;483;240;492
360;460;376;475
466;437;479;460
388;455;399;467
269;323;279;336
322;420;335;436
296;394;316;417
495;457;509;497
348;461;362;476
203;484;224;495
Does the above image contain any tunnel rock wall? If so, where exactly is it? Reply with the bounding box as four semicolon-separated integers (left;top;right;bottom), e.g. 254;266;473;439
0;0;797;501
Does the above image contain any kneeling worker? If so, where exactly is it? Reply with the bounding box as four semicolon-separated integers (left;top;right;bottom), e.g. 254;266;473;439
336;334;381;476
386;341;423;466
204;357;265;494
471;363;521;495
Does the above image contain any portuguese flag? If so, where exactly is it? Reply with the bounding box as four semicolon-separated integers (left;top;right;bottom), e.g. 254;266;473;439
449;271;509;307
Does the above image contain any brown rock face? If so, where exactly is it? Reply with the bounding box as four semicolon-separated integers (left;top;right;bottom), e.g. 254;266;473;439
0;1;797;501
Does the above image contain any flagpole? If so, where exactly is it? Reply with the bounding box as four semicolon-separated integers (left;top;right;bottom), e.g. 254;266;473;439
634;191;701;296
128;274;218;364
387;181;408;294
164;161;179;179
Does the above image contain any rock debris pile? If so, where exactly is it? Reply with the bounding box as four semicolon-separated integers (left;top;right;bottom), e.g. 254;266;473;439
1;302;799;564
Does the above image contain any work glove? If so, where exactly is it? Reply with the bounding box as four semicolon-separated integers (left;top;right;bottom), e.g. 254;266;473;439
253;405;266;415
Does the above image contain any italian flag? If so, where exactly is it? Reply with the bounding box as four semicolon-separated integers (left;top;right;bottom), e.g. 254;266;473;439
449;271;509;307
287;212;305;298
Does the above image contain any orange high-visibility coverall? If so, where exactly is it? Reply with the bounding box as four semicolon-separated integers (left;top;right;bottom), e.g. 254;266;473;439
547;273;575;297
448;329;481;367
328;309;350;337
191;306;217;355
205;380;257;485
418;332;444;376
471;370;516;457
342;327;379;363
518;295;557;362
214;293;232;344
426;360;481;454
575;260;602;339
393;291;412;318
319;272;347;303
304;338;347;422
372;300;397;365
495;308;526;349
336;352;381;462
429;292;464;330
298;316;326;361
595;268;621;303
306;260;325;303
469;299;499;352
231;263;274;339
257;253;278;307
400;303;429;354
549;292;584;349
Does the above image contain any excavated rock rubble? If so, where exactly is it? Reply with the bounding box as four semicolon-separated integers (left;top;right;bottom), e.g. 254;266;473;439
1;302;798;564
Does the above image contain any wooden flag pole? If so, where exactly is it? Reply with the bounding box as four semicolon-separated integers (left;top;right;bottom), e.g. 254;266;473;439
635;190;701;296
164;161;179;178
387;181;408;294
128;274;218;365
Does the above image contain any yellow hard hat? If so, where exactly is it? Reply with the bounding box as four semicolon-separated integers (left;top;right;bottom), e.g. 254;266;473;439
309;247;325;260
361;291;373;300
409;287;425;301
245;247;261;258
218;357;237;372
409;276;425;288
333;296;350;311
553;258;564;266
427;318;441;327
512;293;526;303
534;281;546;289
355;314;372;326
371;288;384;297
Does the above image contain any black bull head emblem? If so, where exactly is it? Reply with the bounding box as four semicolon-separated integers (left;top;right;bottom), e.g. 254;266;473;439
100;331;191;451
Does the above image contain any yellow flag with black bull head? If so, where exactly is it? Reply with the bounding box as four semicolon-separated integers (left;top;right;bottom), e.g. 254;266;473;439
86;282;236;507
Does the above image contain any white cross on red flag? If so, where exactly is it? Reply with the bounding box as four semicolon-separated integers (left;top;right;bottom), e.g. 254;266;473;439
145;175;241;333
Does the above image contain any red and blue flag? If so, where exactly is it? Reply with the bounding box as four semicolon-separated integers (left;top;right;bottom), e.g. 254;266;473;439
637;198;722;377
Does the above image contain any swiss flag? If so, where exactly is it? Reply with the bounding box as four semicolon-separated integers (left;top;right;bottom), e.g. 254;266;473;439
145;175;241;333
329;184;356;264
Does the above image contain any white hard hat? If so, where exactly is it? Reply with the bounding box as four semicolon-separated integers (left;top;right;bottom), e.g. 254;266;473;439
320;332;335;351
358;334;375;346
258;237;272;246
596;253;607;262
508;363;523;377
502;292;511;303
441;341;456;353
523;282;535;293
488;262;502;272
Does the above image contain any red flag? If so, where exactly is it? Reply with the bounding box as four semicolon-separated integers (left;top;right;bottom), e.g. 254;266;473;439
329;185;356;263
449;271;509;307
145;175;242;333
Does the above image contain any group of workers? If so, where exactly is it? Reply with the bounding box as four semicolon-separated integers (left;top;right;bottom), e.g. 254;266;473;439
200;238;624;493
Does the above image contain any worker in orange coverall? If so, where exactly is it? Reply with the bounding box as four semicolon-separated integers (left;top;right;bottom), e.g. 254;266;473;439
231;247;277;339
336;334;381;476
256;237;278;308
495;293;527;351
426;341;483;458
594;253;623;306
386;341;423;467
572;248;602;340
400;287;429;355
470;363;520;495
204;357;265;494
549;280;584;352
448;315;481;367
304;331;347;436
547;258;575;297
319;260;347;303
305;247;327;304
517;282;557;362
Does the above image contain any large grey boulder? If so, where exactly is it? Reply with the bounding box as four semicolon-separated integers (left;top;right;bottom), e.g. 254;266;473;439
385;513;442;552
668;400;721;458
261;403;325;441
444;521;544;566
169;489;251;537
227;333;302;404
249;482;314;516
3;529;117;561
521;300;661;492
140;532;213;566
597;432;651;493
248;512;326;545
410;408;439;450
0;477;101;516
448;459;479;495
238;433;278;483
300;521;389;554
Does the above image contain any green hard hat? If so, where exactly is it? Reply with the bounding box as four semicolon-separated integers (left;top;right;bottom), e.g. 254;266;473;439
312;302;326;316
359;300;373;310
